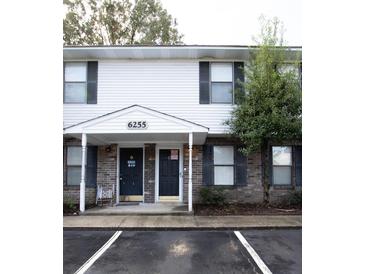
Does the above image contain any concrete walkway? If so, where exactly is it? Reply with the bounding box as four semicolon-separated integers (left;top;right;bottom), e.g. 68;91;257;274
83;203;190;216
63;215;302;230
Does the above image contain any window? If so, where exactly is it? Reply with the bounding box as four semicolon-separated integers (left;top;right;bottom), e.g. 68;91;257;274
277;63;301;85
64;62;87;103
272;146;292;185
67;147;83;185
213;146;234;185
211;63;233;103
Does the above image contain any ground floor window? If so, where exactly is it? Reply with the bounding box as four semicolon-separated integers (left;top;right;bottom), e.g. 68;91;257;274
272;146;292;185
66;146;83;186
213;146;234;185
65;146;98;187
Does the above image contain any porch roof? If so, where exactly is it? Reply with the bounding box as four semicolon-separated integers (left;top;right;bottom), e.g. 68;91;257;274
64;105;209;145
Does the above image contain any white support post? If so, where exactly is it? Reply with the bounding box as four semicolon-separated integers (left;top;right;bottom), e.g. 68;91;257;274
80;133;87;212
188;132;193;212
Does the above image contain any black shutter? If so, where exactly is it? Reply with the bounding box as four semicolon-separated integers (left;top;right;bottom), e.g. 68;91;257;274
203;145;214;185
294;145;302;186
234;146;247;185
86;146;97;187
299;62;302;88
199;62;210;104
63;62;65;103
268;146;273;186
87;61;98;104
234;62;244;96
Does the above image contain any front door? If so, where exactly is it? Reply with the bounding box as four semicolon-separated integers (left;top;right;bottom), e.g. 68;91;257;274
119;148;143;200
159;149;180;196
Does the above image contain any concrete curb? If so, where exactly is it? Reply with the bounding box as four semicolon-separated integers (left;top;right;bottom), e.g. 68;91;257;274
63;226;301;231
63;215;302;231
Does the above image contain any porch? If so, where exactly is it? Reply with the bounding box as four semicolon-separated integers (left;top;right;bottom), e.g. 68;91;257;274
63;105;208;213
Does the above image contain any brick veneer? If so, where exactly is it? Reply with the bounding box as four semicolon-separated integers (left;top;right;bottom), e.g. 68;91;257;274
144;144;156;203
63;137;118;205
183;138;264;204
268;140;302;203
63;135;300;206
63;137;96;205
97;144;118;204
183;145;203;203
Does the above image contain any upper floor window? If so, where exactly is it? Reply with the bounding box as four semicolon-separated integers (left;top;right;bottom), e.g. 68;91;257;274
210;63;233;104
64;63;87;103
277;63;302;87
64;61;98;104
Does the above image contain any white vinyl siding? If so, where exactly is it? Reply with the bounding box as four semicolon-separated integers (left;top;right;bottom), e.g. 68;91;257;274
63;60;234;134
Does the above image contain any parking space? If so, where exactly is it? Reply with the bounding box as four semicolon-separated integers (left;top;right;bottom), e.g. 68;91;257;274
241;229;302;274
63;231;116;274
63;229;301;274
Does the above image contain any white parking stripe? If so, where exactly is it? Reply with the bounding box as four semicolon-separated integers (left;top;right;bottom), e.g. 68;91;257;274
74;231;122;274
234;231;273;274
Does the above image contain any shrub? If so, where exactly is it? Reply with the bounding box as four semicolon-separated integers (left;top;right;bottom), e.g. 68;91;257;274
199;187;226;205
282;190;302;207
64;197;76;211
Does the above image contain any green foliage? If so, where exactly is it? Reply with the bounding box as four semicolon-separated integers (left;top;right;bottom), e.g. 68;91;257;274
281;190;302;207
229;16;301;155
199;187;226;206
63;0;183;45
228;16;302;202
64;197;76;210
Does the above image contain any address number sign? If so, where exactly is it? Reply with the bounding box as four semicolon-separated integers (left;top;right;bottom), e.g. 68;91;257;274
127;121;148;129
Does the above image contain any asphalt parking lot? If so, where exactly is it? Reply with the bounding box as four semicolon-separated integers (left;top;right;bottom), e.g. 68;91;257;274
64;229;301;274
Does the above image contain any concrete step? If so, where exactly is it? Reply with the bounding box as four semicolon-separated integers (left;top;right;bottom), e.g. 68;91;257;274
81;203;193;216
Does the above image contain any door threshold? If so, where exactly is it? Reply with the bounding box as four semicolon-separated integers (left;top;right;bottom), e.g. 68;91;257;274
120;195;143;202
158;196;180;202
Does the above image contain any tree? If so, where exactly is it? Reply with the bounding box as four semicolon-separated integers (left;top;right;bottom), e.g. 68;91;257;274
63;0;183;45
228;16;302;203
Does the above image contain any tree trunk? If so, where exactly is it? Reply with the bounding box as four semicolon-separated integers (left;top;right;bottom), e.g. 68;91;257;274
262;141;270;204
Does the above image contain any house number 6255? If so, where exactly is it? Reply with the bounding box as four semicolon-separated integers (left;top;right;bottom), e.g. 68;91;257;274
127;121;147;129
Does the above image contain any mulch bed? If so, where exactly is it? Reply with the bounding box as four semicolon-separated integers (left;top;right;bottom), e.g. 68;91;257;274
63;204;96;216
194;203;301;216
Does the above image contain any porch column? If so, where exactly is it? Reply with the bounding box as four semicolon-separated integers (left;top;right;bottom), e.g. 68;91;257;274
80;133;87;212
188;132;193;212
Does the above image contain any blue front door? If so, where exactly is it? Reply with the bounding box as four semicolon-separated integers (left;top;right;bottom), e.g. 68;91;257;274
119;148;143;196
159;149;180;196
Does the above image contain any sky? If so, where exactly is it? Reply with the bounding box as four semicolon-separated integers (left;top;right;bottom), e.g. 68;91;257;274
160;0;302;46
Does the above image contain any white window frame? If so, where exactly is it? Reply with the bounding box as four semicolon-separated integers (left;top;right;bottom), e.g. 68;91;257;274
213;145;234;185
210;62;234;104
272;146;293;186
66;146;83;186
64;62;87;104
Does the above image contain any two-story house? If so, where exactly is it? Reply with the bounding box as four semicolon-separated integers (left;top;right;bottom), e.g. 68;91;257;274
63;45;302;212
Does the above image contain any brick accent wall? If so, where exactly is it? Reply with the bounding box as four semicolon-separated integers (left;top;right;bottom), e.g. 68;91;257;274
63;188;96;205
144;144;156;203
268;141;302;203
63;137;96;205
183;145;203;203
187;137;264;204
97;144;118;204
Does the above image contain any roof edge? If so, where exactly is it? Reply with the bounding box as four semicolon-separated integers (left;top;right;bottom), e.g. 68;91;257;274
64;104;210;131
